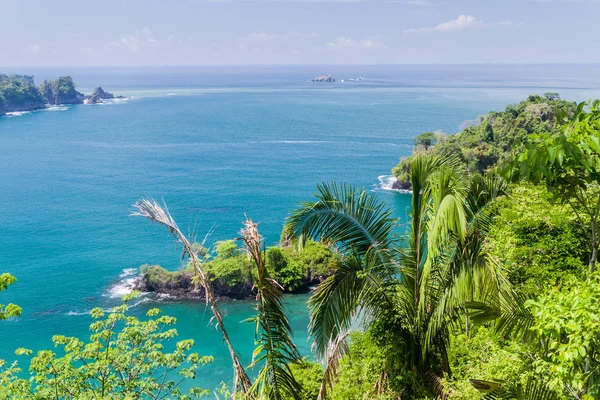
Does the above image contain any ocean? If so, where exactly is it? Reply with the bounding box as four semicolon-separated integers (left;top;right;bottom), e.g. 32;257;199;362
1;64;599;391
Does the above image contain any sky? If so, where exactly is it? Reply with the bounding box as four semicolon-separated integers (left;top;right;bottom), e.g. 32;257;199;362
1;0;599;66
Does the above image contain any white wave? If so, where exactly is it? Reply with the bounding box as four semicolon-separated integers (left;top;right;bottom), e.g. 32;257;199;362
107;277;139;298
84;97;134;106
66;310;91;316
120;268;138;278
108;97;131;104
45;106;68;112
375;175;411;193
130;297;152;308
108;268;141;298
5;111;31;117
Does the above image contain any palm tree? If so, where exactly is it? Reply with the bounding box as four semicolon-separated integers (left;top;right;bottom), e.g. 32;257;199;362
134;202;304;399
132;199;252;397
286;154;509;397
238;217;303;400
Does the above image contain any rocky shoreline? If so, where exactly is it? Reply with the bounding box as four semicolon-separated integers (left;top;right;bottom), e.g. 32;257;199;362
0;74;122;116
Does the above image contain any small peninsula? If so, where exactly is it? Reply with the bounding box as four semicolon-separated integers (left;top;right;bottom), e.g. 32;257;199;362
0;74;122;116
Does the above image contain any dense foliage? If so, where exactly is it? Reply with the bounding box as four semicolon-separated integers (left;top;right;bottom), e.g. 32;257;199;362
39;76;84;105
504;99;600;272
487;184;587;297
392;94;575;189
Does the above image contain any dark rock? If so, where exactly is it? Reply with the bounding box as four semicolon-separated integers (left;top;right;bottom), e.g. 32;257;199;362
392;179;412;191
84;87;121;104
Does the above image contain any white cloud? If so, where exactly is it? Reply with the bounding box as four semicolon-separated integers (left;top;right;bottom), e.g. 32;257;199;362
326;36;387;50
405;15;514;33
22;44;41;54
237;32;319;52
110;27;158;53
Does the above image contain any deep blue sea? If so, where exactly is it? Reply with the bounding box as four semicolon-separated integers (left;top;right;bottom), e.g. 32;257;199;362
1;65;599;391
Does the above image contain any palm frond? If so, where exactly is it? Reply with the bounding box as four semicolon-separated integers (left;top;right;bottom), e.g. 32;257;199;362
466;286;535;341
286;182;398;261
308;249;393;358
478;376;561;400
239;217;302;400
317;331;350;400
132;198;252;396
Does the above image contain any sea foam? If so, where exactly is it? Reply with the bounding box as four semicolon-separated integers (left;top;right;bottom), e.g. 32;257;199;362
107;268;143;298
5;111;32;117
375;175;411;193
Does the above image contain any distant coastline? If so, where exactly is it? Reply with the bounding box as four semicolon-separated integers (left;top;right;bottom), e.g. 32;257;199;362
0;74;122;116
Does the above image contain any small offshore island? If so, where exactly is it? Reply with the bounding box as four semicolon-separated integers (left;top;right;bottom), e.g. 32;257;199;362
0;74;122;116
135;238;337;300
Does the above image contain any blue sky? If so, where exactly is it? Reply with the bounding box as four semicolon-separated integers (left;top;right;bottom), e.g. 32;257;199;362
1;0;599;66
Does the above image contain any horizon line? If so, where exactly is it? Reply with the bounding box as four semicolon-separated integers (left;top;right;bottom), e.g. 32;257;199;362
2;62;600;69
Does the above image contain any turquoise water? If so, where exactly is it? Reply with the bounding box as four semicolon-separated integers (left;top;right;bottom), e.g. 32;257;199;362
1;65;600;391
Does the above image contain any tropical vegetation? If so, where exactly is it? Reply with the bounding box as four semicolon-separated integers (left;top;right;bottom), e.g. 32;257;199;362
0;74;46;113
1;94;599;399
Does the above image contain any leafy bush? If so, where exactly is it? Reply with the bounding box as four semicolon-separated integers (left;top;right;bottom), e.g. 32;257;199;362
0;273;21;320
526;273;600;398
0;294;212;399
329;330;425;400
445;326;529;399
285;360;323;400
266;247;305;291
487;184;587;296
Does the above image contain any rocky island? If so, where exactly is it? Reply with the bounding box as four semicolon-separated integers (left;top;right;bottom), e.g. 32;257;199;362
312;75;336;82
84;87;124;104
0;74;123;116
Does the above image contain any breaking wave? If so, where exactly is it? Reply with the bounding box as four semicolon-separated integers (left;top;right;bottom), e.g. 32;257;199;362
374;175;411;193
